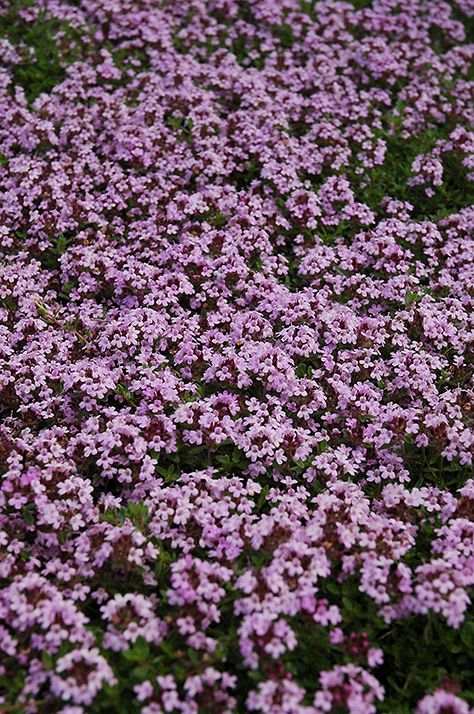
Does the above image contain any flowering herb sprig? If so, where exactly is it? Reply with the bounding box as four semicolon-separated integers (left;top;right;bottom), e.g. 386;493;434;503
0;0;473;712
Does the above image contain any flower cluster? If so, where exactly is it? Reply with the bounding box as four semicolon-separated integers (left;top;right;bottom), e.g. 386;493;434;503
0;0;473;712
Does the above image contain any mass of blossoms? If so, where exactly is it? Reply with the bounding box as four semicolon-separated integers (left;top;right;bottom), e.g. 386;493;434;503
0;0;473;712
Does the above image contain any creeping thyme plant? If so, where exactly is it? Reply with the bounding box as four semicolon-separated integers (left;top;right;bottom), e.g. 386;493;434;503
0;0;474;712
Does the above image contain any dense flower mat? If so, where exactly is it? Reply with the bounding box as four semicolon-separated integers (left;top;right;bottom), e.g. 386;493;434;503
0;0;474;711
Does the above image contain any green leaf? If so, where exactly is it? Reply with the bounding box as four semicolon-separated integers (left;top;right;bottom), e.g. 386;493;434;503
460;622;474;650
122;637;150;662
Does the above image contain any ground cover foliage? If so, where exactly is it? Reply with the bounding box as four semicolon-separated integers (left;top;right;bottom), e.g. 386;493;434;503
0;0;473;712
